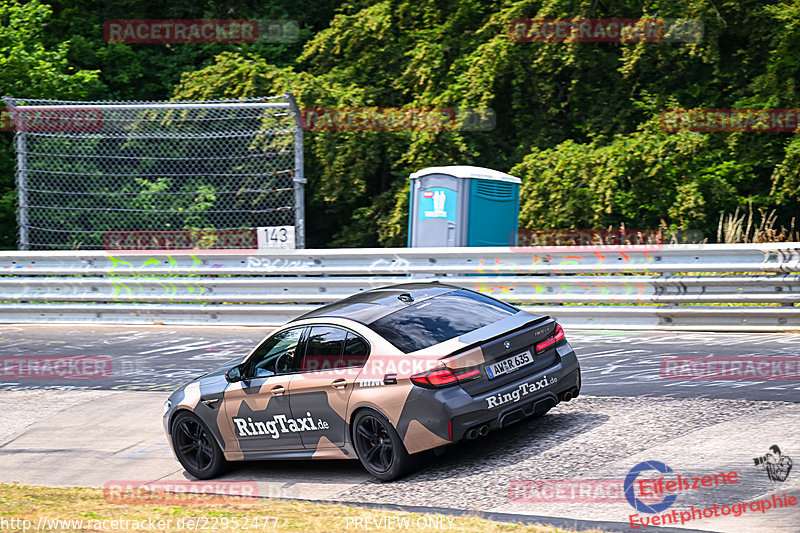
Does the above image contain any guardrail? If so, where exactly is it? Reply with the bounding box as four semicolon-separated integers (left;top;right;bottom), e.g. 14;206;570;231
0;243;799;330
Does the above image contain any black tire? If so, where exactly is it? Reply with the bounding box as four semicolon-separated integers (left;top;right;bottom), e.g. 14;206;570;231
352;410;414;481
171;411;227;480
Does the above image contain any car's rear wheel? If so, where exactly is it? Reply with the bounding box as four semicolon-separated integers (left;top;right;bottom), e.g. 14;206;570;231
172;411;226;479
352;410;413;481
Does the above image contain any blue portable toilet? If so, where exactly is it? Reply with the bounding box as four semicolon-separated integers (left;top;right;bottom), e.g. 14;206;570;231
407;165;521;247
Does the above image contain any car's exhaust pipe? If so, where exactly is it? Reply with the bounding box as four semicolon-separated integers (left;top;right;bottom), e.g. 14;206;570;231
478;424;489;437
465;428;478;440
559;388;579;402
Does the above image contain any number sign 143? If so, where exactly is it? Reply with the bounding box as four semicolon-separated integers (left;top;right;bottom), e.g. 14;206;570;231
257;226;296;249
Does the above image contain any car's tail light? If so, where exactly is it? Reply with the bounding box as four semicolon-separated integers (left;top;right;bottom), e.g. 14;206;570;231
535;324;566;352
411;367;481;388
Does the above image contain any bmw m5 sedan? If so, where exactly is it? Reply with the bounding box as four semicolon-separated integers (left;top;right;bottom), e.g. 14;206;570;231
163;282;581;481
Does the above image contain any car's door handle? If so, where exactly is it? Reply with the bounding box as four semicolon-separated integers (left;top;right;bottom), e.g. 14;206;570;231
331;379;347;390
270;385;286;396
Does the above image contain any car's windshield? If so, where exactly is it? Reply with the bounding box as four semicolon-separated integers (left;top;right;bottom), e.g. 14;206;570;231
367;289;516;353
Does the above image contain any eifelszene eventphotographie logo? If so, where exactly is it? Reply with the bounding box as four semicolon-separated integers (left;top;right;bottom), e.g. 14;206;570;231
754;445;793;482
624;461;679;514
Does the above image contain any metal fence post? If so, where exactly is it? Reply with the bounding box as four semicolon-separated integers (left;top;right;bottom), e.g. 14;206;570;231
286;93;306;249
15;130;28;250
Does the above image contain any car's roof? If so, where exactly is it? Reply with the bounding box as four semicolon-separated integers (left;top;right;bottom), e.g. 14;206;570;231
291;282;461;324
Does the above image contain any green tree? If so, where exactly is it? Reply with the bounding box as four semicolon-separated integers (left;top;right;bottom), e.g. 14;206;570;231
40;0;337;101
0;0;101;248
174;0;800;246
5;0;800;248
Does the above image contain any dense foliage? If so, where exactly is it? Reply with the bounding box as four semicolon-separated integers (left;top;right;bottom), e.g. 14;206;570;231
2;0;799;248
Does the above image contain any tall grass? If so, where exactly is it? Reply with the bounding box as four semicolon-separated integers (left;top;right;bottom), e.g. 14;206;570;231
717;204;798;243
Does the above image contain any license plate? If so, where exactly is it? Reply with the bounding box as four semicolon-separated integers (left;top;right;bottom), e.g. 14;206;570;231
485;350;533;379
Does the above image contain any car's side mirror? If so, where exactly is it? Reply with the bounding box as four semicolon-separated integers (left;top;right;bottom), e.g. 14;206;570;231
225;365;243;383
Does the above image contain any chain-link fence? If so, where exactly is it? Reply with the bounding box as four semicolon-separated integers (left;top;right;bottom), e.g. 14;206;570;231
2;95;304;250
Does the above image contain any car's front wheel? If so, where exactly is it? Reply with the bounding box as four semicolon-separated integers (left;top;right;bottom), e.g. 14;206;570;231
352;410;413;481
171;411;227;479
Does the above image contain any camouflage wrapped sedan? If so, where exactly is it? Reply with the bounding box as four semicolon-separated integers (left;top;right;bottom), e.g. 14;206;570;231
163;282;581;481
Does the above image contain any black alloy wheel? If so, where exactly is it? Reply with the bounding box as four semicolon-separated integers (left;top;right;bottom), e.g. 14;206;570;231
352;410;413;481
172;412;226;479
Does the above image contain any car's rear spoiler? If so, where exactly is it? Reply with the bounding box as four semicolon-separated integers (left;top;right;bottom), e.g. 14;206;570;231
449;311;552;357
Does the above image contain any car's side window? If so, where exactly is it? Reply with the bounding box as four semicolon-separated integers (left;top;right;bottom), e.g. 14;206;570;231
300;326;347;372
341;332;370;368
246;328;304;378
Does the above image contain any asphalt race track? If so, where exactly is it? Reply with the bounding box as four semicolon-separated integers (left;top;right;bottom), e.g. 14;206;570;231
0;325;798;533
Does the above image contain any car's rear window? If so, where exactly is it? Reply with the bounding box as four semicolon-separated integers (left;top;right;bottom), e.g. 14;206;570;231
367;289;516;353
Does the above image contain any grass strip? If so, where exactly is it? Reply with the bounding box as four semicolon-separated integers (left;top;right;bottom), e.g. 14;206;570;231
0;483;607;533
